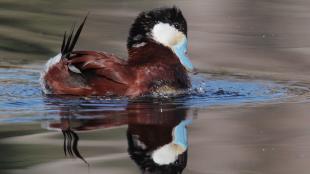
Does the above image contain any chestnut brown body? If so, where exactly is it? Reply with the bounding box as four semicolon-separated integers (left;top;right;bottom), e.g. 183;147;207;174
43;42;190;97
41;7;192;97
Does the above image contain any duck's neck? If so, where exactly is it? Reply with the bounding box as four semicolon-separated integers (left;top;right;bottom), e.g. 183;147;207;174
127;41;191;90
127;41;179;66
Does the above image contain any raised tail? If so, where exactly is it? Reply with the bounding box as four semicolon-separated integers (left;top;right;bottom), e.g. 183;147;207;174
61;14;88;59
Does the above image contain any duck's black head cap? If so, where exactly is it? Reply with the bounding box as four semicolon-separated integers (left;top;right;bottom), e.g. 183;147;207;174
127;6;187;49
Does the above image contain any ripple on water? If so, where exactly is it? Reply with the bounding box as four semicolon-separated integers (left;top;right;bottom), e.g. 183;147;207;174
0;68;307;123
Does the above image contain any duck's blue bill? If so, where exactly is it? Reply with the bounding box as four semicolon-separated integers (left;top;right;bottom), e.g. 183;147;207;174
172;119;192;150
172;38;194;72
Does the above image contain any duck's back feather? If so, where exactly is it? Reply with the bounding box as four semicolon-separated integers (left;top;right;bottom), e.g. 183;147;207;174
42;51;135;96
69;51;133;85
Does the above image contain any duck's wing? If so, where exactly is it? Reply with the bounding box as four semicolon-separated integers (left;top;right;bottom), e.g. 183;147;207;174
68;51;132;85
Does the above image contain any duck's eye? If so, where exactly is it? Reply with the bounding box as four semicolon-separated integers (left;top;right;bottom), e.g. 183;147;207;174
174;23;180;28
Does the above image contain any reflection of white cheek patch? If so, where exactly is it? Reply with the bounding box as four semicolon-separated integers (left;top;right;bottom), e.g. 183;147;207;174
152;143;178;165
151;22;184;47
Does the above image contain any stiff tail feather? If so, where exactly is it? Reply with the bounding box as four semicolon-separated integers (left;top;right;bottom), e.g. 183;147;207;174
61;14;88;59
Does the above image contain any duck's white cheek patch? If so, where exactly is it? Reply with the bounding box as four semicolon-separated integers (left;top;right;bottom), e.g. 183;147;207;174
152;22;183;47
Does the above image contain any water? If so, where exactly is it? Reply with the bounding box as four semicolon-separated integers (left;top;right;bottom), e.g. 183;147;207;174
1;0;310;174
0;68;292;121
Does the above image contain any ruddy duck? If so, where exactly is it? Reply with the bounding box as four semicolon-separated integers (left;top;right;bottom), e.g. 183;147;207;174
41;7;194;97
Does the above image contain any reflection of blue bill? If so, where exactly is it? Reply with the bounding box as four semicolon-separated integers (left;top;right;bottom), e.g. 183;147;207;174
173;119;192;150
152;119;192;165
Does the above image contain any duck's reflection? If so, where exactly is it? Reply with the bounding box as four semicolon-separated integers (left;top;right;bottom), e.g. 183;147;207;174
44;97;192;174
126;104;191;174
127;119;191;174
62;129;89;165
